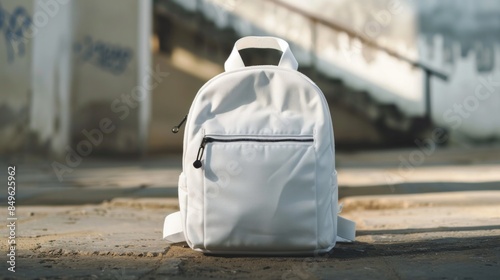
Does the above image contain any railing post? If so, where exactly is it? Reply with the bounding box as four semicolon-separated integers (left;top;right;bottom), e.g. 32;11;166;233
424;69;432;123
423;68;448;124
310;19;317;70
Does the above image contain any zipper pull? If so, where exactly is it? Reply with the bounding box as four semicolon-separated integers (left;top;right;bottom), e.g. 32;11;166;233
193;137;208;169
172;115;187;134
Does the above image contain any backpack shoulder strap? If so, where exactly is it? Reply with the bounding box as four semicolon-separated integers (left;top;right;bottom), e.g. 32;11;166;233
336;216;356;242
163;211;356;244
162;211;185;243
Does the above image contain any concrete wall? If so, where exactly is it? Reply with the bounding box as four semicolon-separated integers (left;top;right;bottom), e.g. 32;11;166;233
0;0;34;153
423;38;500;142
417;0;500;141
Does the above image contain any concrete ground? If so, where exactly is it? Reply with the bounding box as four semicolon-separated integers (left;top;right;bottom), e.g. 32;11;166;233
1;145;500;279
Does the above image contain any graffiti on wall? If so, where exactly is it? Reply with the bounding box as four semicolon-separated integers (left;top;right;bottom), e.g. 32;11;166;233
0;3;32;63
73;36;133;75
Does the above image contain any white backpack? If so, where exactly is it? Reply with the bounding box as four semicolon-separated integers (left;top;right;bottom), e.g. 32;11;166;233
163;36;355;255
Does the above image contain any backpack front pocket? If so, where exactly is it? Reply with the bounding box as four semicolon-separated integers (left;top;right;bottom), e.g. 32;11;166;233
201;135;318;252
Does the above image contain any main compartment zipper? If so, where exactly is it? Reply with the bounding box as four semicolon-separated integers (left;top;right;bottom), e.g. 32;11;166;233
193;136;314;169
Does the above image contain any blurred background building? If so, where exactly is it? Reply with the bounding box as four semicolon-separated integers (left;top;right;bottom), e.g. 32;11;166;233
1;0;499;158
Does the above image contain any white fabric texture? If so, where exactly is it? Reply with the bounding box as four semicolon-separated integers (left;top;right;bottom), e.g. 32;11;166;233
164;210;356;245
163;36;355;254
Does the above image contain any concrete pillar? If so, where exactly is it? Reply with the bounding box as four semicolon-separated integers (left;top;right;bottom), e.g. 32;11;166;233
70;0;152;156
0;0;34;154
30;0;73;157
138;0;153;154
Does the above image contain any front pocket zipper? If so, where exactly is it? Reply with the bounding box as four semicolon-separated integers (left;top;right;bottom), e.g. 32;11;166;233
193;136;314;169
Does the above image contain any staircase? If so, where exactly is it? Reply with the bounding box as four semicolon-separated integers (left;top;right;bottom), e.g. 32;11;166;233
153;0;448;149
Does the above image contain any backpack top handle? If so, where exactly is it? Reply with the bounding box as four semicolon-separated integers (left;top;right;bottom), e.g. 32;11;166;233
224;36;299;72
